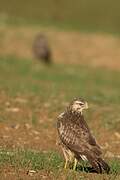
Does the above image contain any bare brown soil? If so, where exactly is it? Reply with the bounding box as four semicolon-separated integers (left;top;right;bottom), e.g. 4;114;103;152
0;166;56;180
1;166;119;180
0;94;119;157
0;26;120;70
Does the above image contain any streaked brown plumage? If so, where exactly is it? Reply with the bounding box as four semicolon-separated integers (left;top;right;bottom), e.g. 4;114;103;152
33;33;51;64
57;98;110;173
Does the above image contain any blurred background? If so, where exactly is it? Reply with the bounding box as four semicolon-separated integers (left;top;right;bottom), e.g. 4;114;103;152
0;0;120;178
1;0;120;32
0;0;120;68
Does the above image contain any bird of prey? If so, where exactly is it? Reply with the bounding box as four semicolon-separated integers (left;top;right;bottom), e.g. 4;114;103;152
57;98;110;173
32;33;52;64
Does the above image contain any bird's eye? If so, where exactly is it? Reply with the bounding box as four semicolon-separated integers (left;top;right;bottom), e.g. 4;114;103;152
79;103;84;106
74;101;84;106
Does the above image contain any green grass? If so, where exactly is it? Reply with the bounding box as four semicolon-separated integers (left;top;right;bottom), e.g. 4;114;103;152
0;149;119;177
0;56;120;178
0;56;120;102
0;149;63;171
0;56;120;130
0;0;120;34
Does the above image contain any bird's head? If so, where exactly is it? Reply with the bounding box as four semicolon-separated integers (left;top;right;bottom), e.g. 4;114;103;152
69;98;88;114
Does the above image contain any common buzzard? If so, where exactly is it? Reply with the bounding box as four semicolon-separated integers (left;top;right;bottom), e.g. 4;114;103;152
33;33;51;64
57;98;110;173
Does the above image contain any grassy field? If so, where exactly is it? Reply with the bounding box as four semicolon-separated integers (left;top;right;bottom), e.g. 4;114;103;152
0;56;120;179
0;1;120;178
0;0;120;33
0;149;119;179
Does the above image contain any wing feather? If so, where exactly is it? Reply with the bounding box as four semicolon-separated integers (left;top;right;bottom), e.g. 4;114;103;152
57;114;102;157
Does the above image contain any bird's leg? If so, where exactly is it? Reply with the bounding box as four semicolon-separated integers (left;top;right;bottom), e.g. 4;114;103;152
62;147;69;169
73;158;78;171
63;153;69;169
64;159;68;169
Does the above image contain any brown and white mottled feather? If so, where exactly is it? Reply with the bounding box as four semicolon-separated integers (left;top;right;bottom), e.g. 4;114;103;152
57;98;110;173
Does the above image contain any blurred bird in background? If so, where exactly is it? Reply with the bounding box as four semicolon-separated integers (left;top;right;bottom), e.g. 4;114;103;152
32;33;52;64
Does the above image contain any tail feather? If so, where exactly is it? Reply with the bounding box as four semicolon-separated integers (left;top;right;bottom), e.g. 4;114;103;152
97;158;110;174
86;155;110;173
88;158;102;173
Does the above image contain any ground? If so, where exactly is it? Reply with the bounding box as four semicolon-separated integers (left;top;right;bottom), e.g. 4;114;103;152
0;26;120;70
0;25;120;179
